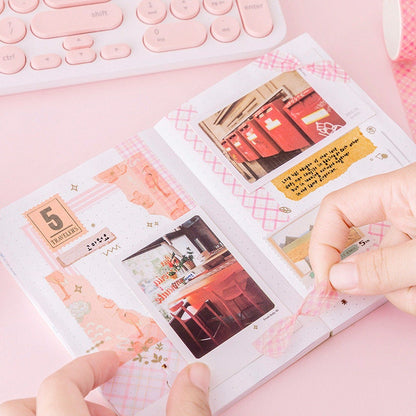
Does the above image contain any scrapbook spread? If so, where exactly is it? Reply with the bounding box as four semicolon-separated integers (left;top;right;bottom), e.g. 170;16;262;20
1;33;416;416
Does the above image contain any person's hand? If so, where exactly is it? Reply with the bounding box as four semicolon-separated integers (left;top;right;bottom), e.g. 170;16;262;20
0;351;212;416
309;163;416;315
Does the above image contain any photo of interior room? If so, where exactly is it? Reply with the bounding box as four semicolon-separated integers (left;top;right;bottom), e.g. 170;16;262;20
199;71;346;184
123;215;274;358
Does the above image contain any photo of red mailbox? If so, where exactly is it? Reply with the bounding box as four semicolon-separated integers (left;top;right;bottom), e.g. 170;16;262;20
227;131;260;162
238;120;281;158
221;138;246;163
254;100;311;152
283;88;346;143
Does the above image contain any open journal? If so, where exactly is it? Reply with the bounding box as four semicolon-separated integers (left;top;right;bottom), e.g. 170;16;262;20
1;34;416;415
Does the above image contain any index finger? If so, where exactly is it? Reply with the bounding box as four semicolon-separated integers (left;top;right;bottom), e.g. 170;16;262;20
309;169;396;285
37;351;119;416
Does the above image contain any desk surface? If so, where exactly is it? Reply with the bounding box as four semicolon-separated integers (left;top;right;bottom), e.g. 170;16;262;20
2;0;416;414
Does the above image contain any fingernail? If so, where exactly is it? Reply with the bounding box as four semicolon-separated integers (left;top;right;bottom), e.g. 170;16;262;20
329;262;359;290
188;363;210;393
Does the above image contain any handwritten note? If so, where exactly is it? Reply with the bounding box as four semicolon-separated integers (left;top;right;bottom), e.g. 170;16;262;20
272;127;376;201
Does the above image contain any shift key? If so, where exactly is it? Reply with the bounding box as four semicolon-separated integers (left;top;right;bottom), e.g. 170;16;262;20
31;3;123;39
235;0;273;38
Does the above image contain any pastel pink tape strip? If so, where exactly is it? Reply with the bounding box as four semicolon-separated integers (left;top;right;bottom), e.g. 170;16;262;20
383;0;416;138
254;49;350;83
253;284;338;358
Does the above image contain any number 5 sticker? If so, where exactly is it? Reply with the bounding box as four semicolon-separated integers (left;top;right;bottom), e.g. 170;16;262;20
24;194;87;252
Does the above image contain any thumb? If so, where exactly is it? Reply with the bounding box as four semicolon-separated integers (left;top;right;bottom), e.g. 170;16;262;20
166;363;212;416
329;239;416;295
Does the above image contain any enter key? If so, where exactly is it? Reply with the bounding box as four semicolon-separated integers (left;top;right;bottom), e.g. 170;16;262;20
235;0;273;38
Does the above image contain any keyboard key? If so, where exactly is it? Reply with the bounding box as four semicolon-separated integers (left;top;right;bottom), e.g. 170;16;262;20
30;53;61;69
100;43;130;59
66;47;96;64
45;0;109;8
63;34;94;50
9;0;39;13
0;45;25;74
143;21;206;52
170;0;200;19
203;0;232;15
235;0;272;38
137;0;166;24
31;3;123;39
211;15;239;42
0;17;26;43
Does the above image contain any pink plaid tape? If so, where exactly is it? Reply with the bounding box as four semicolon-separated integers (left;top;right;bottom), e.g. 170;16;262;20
101;337;186;416
254;49;350;83
383;0;416;139
253;284;338;358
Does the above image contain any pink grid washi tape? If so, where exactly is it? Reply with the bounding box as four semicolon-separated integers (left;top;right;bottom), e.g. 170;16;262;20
383;0;416;138
253;284;338;358
254;49;350;83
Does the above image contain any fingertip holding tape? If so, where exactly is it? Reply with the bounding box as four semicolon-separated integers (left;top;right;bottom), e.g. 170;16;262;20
383;0;416;138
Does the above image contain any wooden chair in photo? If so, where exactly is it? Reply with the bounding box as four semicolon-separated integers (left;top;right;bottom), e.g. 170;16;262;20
209;272;264;328
169;299;228;351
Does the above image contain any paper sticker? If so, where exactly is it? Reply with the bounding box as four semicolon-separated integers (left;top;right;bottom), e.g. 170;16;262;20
95;152;190;220
272;127;376;201
45;270;165;363
24;194;87;252
56;227;116;267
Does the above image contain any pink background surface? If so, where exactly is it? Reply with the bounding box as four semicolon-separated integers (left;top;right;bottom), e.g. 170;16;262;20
1;0;416;414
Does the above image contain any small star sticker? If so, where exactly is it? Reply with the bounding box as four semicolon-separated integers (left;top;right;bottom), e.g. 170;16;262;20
74;285;82;293
71;184;78;192
253;325;258;330
147;222;153;227
91;223;95;228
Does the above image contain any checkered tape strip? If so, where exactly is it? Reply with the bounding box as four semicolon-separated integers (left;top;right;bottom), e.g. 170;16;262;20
254;49;350;83
253;285;339;358
384;0;416;138
166;104;291;233
115;136;196;210
101;338;186;416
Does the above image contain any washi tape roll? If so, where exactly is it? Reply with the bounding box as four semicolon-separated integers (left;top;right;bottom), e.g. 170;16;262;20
383;0;416;137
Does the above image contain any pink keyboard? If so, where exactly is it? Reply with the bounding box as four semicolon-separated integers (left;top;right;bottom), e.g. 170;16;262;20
0;0;286;95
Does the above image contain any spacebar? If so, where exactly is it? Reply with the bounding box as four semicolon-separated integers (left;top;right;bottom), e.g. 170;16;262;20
31;3;123;39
